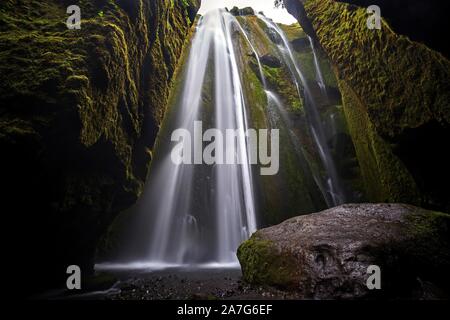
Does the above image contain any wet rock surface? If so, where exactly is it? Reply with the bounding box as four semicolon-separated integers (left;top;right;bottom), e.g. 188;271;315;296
238;204;450;299
260;55;282;68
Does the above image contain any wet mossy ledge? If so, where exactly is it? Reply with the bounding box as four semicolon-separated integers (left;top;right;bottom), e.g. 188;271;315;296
281;0;450;211
0;0;199;291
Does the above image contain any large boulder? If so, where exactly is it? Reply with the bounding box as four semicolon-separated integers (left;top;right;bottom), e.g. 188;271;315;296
238;204;450;299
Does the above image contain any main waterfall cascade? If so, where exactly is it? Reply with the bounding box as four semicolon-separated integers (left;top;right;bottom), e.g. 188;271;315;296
100;9;352;268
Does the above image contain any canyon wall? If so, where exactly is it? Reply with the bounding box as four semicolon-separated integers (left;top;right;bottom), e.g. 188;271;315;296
0;0;199;291
281;0;450;211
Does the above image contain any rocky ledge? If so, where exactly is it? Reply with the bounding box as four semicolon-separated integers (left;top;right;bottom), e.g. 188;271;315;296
238;204;450;299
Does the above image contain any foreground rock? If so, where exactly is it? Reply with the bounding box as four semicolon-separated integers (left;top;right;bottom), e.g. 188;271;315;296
238;204;450;299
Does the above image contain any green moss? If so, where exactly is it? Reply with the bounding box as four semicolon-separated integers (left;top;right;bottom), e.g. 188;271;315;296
278;22;305;41
263;65;304;112
244;65;268;129
296;51;316;83
406;210;450;239
403;209;450;269
339;80;420;203
237;234;300;288
317;53;338;89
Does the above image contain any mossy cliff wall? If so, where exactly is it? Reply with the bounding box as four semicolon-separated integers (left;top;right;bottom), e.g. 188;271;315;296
281;0;450;211
0;0;199;291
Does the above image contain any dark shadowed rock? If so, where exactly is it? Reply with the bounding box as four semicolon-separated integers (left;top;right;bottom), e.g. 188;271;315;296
230;7;255;16
291;37;310;52
260;55;282;68
281;0;450;212
1;0;199;294
238;204;450;299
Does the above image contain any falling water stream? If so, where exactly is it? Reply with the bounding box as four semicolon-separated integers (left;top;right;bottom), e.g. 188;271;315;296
111;10;259;267
257;14;346;206
308;35;328;98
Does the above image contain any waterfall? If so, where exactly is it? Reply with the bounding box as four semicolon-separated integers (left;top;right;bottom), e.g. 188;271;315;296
98;10;351;271
308;36;328;98
214;11;257;263
257;14;345;206
114;9;259;267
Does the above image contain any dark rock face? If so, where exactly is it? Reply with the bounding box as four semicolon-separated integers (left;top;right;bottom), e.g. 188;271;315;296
230;6;255;16
290;37;310;52
0;0;198;293
260;54;282;68
238;204;450;299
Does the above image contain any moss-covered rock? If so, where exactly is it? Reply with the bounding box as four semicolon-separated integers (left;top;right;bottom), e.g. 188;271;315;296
237;235;300;289
0;0;199;292
238;203;450;299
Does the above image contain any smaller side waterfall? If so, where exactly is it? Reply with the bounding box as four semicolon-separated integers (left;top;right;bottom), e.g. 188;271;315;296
308;36;328;98
233;21;268;90
257;14;346;206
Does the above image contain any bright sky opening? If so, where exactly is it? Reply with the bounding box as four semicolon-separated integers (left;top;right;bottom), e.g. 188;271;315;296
198;0;298;25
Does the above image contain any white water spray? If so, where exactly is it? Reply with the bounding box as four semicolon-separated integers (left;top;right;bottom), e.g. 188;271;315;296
120;10;259;266
308;36;328;97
